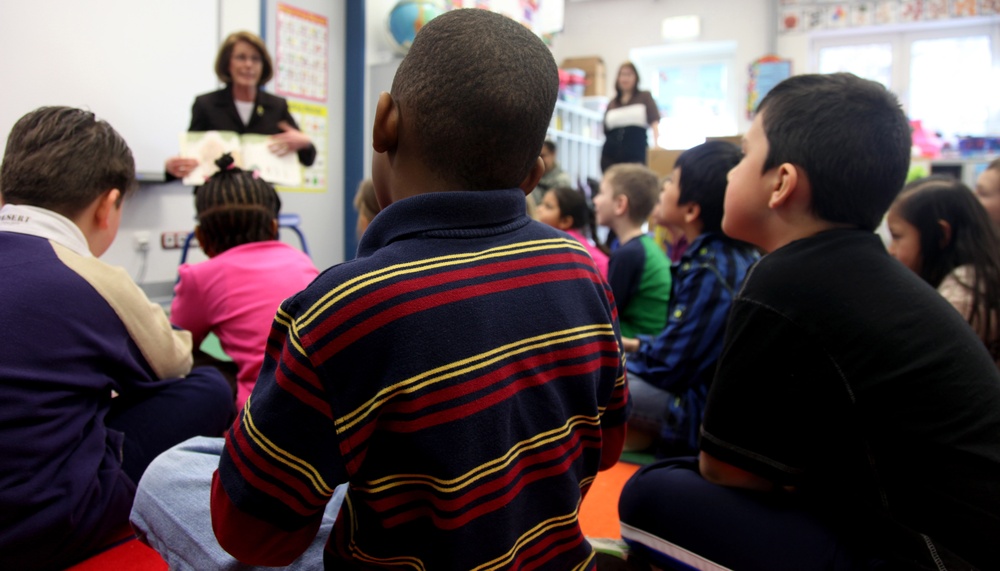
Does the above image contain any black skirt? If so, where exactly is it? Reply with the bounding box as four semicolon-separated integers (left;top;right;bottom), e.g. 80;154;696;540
601;126;649;172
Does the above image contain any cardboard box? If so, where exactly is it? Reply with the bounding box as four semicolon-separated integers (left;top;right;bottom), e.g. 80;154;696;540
561;56;606;97
647;148;684;178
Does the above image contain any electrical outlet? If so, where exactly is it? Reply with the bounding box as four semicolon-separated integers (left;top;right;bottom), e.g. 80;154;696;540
133;231;150;252
161;231;193;250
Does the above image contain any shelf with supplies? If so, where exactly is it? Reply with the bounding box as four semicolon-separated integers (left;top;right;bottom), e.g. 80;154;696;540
547;99;607;192
914;155;999;188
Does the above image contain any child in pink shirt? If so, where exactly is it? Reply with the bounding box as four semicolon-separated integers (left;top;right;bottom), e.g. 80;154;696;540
171;155;319;409
535;186;609;278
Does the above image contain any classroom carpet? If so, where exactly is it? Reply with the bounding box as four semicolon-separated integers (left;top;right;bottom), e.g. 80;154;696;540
579;461;640;539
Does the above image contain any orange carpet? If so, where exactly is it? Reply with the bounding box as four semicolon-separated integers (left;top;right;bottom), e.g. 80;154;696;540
579;461;639;539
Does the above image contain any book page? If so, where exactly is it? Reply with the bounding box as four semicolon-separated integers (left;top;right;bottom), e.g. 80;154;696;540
239;134;303;187
179;131;242;185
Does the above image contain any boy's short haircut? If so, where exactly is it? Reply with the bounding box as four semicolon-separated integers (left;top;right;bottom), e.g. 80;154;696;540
675;140;742;233
604;163;660;225
757;73;911;231
0;106;136;219
390;9;558;191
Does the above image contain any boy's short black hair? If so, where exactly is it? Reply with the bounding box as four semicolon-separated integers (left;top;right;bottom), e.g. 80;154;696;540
390;9;559;191
757;73;911;231
675;140;742;233
604;163;660;225
0;106;136;218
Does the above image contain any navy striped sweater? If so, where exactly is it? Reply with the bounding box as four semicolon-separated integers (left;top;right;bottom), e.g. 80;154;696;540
213;189;629;570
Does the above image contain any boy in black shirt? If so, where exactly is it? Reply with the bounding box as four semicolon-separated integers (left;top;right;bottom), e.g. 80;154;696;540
619;73;1000;570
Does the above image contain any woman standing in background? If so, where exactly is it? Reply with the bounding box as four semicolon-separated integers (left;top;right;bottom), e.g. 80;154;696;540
600;62;660;172
165;31;316;180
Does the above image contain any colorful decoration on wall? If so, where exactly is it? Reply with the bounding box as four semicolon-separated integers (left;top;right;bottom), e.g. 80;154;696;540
778;0;999;34
747;55;792;119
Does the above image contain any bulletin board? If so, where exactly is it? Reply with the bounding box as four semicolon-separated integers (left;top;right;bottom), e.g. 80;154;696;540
0;0;220;180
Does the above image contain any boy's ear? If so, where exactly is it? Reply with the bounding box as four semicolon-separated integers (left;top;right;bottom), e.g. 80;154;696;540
682;202;701;225
518;157;546;196
937;219;952;249
557;214;575;231
767;163;802;209
613;193;629;216
372;92;399;154
94;189;121;229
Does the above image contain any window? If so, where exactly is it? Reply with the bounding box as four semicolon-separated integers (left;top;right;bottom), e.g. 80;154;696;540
813;22;1000;139
632;41;739;150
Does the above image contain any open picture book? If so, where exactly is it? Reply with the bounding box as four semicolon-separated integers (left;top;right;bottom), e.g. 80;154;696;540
179;131;302;187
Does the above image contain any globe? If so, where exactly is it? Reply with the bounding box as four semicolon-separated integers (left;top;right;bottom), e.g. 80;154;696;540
387;1;445;54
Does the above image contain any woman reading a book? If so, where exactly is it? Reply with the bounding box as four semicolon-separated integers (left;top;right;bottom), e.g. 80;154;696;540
165;31;316;180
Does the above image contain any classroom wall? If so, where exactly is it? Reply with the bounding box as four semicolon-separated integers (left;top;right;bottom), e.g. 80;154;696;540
549;0;775;137
96;0;346;298
363;0;776;175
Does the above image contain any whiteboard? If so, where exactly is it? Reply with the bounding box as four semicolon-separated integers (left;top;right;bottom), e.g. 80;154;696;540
0;0;220;179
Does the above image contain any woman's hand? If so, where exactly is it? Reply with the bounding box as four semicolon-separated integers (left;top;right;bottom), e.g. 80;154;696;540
166;156;199;179
268;121;312;156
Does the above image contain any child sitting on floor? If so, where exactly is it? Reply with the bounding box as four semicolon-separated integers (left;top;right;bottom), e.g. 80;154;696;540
593;163;671;338
887;175;1000;365
622;141;758;456
0;106;233;570
170;154;319;409
536;185;609;278
619;72;1000;571
131;9;627;570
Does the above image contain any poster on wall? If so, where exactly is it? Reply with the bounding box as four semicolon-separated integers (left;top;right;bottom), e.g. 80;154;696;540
777;0;996;33
747;55;792;119
276;3;328;102
278;100;328;193
442;0;564;36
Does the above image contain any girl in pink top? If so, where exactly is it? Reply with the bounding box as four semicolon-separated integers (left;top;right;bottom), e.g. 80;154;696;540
171;155;319;409
535;186;610;279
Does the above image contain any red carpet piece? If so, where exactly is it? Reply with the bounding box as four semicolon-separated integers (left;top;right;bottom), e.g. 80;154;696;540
65;538;167;571
579;461;639;539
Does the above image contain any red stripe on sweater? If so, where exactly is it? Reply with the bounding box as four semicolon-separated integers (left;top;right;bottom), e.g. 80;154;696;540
308;267;604;363
379;356;620;433
382;340;617;415
381;439;588;529
301;251;598;345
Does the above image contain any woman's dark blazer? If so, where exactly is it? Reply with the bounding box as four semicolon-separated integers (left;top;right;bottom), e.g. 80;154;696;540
189;85;317;167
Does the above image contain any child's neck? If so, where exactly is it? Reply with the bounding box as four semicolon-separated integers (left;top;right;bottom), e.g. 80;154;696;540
681;219;705;244
615;225;645;246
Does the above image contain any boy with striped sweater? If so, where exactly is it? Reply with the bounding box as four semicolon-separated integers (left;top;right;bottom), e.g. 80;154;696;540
131;9;629;570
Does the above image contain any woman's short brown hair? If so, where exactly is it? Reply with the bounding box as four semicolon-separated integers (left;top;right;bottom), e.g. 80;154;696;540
214;31;274;86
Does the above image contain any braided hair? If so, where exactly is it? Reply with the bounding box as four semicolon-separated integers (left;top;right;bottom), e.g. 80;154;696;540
195;153;281;257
